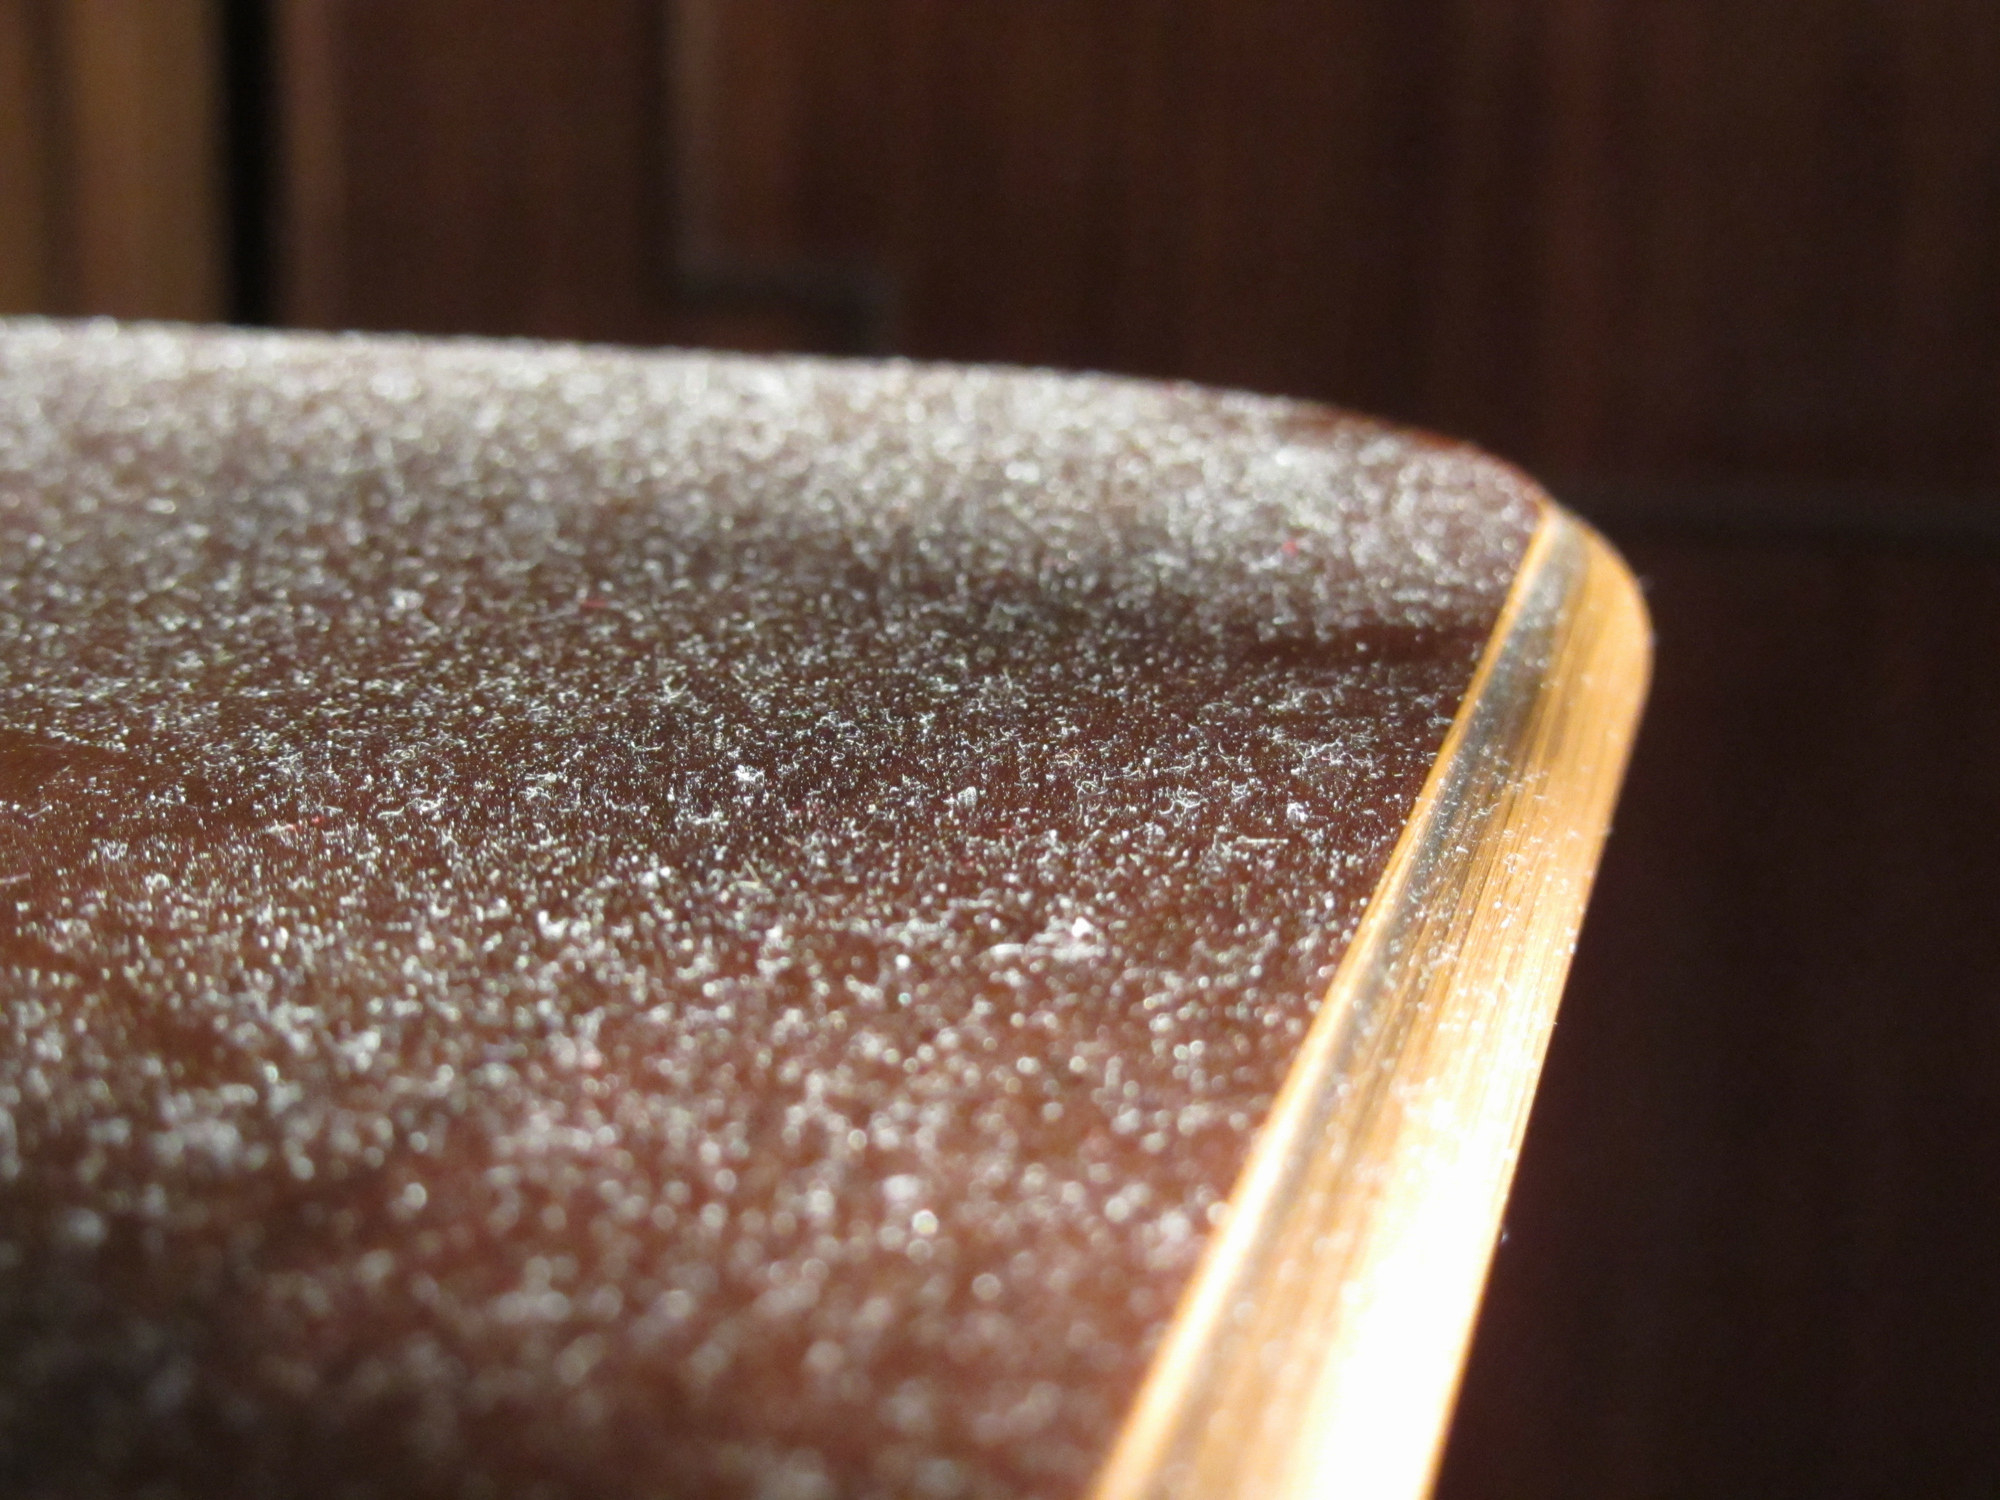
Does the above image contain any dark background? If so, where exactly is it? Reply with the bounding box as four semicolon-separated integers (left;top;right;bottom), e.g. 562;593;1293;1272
5;2;1998;1493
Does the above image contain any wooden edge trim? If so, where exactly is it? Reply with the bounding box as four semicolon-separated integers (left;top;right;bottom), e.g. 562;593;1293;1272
1089;502;1652;1500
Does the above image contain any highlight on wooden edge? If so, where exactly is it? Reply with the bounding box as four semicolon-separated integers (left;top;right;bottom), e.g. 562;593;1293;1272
1089;501;1652;1500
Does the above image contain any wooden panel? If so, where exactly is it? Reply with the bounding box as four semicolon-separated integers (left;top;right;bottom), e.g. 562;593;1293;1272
277;0;2000;497
673;0;2000;493
276;0;674;341
1436;532;2000;1497
0;0;226;321
58;0;226;320
0;0;57;314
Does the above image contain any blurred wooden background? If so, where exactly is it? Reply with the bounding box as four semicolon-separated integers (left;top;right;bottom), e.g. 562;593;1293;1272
267;0;2000;507
4;1;1999;1492
0;0;226;321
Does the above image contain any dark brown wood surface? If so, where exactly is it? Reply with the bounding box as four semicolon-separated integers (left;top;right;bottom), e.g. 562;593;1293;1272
276;0;674;343
10;1;2000;1489
1437;529;2000;1498
0;0;226;321
0;322;1542;1500
276;0;2000;501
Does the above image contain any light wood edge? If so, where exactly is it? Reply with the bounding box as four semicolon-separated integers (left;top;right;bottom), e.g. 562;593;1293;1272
1088;501;1651;1500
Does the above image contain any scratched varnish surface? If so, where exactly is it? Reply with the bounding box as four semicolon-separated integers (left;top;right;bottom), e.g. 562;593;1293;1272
0;323;1536;1499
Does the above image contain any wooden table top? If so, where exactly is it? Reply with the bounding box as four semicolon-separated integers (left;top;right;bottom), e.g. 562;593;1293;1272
0;321;1645;1499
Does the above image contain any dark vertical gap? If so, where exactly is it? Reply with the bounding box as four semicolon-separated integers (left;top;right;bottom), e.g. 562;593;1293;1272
220;0;273;324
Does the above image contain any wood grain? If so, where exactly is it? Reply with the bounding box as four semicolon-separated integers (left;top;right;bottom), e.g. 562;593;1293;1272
274;0;677;342
273;0;2000;501
1093;506;1649;1500
271;0;344;329
0;0;225;321
0;0;58;314
57;0;226;321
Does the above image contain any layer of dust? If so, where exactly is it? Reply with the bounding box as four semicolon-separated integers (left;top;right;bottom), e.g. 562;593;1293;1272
0;321;1536;1499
